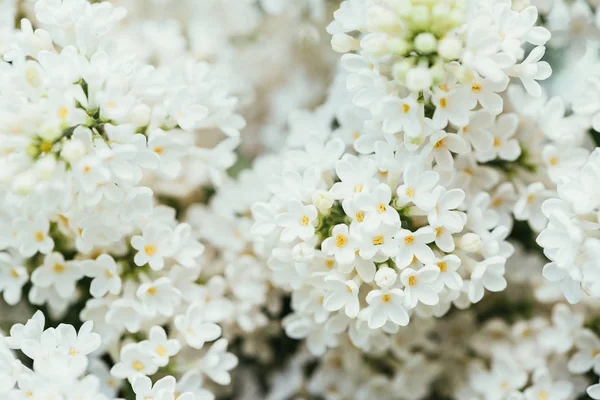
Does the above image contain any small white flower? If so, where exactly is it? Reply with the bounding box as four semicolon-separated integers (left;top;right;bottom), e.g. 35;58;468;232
323;274;360;318
321;224;358;265
276;200;319;243
14;216;54;257
137;277;181;317
139;326;180;368
394;227;436;269
364;287;409;329
82;254;122;298
131;224;173;271
175;303;222;349
31;252;82;299
110;343;159;380
400;267;440;308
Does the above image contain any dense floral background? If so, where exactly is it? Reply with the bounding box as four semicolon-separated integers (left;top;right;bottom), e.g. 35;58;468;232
2;0;600;399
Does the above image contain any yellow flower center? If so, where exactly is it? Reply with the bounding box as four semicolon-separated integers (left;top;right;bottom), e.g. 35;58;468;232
144;245;157;256
39;141;53;152
549;156;558;166
404;235;414;245
352;131;360;140
355;211;364;222
408;276;416;286
402;104;410;113
433;139;444;148
538;392;548;400
377;203;386;213
156;345;167;357
471;83;482;93
300;215;309;226
10;268;20;278
493;137;501;147
132;361;145;371
435;227;443;237
104;269;114;279
34;231;45;242
147;287;157;296
58;107;68;119
325;259;335;268
406;188;415;198
372;235;384;245
438;262;447;272
354;184;363;193
53;264;65;273
154;146;164;154
381;294;391;303
336;234;347;248
439;98;447;108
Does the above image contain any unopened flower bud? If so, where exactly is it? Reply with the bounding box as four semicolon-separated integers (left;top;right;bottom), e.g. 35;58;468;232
61;139;87;163
406;66;433;92
414;32;437;54
312;190;333;213
375;266;397;288
460;233;482;253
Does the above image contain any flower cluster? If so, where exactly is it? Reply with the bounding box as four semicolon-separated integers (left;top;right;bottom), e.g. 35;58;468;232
260;302;600;400
0;0;246;396
3;0;600;399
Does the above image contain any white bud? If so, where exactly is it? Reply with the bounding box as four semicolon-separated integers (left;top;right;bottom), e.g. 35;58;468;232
429;62;446;83
312;190;333;214
61;139;87;163
392;58;414;82
375;266;397;288
414;32;437;54
405;66;433;92
410;5;430;29
34;156;58;180
460;233;482;253
331;33;356;53
387;38;411;55
131;104;151;127
361;33;389;56
292;242;315;263
367;6;400;32
12;171;36;195
438;37;462;60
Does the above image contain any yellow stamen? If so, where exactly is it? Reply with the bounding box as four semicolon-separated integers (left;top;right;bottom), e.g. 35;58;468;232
34;231;44;242
156;345;167;357
408;276;416;286
336;234;347;248
372;235;384;245
404;235;414;245
53;264;65;273
144;245;157;256
58;107;68;119
300;215;309;226
132;361;145;371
